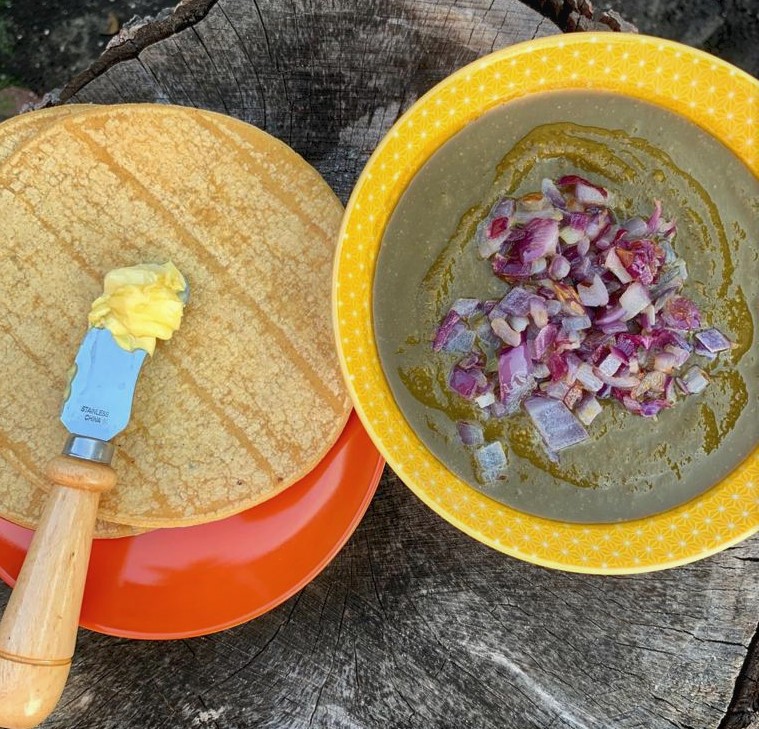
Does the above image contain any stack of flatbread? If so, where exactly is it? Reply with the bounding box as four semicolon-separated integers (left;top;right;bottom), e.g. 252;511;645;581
0;104;351;537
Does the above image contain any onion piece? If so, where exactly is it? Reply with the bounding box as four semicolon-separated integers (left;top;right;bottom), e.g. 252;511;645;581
474;441;507;482
432;310;461;352
457;421;485;447
577;274;609;307
544;380;570;400
575;395;602;425
661;296;701;331
654;352;678;373
695;328;732;353
575;363;604;392
524;396;589;451
597;352;623;378
559;226;585;246
498;343;534;403
491;318;521;348
519;218;560;263
475;391;496;409
604;248;633;284
549;255;571;280
681;366;709;394
509;315;530;333
496;287;534;317
451;298;482;318
542;178;566;208
562;315;592;332
619;282;651;321
529;296;549;328
441;327;475;353
435;177;725;455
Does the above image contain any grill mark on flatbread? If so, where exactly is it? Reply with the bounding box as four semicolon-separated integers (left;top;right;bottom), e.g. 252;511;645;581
162;351;278;480
66;124;345;416
0;318;55;381
0;426;44;488
8;191;103;284
191;113;334;240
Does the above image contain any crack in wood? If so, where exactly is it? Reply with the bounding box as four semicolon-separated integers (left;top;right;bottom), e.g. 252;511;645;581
719;622;759;729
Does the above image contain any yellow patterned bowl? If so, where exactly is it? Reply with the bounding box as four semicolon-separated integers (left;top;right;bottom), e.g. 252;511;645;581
333;33;758;574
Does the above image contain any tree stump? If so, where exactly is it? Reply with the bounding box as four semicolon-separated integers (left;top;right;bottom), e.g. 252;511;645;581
2;1;755;728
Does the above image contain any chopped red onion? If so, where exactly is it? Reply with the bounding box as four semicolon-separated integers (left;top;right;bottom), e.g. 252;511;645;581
695;328;732;353
619;282;651;321
640;303;656;330
545;299;562;317
661;296;701;331
595;305;626;326
694;342;718;361
509;315;530;333
533;323;558;360
646;200;662;235
664;345;691;368
492;255;532;280
475;391;496;409
575;395;602;425
654;352;678;373
597;371;641;389
491;318;521;348
529;297;549;328
577;274;609;307
497;287;534;317
544;380;570;400
441;326;476;353
498;343;534;402
519;218;560;263
549;254;571;280
434;177;730;459
474;441;507;480
598;320;629;335
530;257;548;275
575;363;604;392
432;310;461;352
622;216;648;239
563;385;584;410
542;178;566;209
597;352;623;378
562;315;592;332
559;226;585;246
605;248;633;284
639;399;671;418
547;353;568;381
449;365;486;399
524;396;589;451
457;421;485;446
489;217;510;238
681;366;709;394
451;298;482;318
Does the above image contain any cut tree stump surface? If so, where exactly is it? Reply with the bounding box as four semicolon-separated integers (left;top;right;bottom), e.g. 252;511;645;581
2;1;757;727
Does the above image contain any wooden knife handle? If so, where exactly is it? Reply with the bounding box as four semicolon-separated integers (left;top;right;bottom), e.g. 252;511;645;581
0;456;116;729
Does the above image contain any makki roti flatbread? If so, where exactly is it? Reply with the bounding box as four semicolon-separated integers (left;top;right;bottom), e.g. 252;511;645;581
0;106;148;539
0;104;351;528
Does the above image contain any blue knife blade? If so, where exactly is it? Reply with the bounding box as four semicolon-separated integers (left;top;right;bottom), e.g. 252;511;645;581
60;327;148;442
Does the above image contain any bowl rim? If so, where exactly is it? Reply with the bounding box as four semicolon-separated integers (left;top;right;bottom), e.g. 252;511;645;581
333;32;759;574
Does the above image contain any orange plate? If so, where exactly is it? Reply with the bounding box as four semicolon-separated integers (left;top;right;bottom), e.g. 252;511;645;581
0;414;383;639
